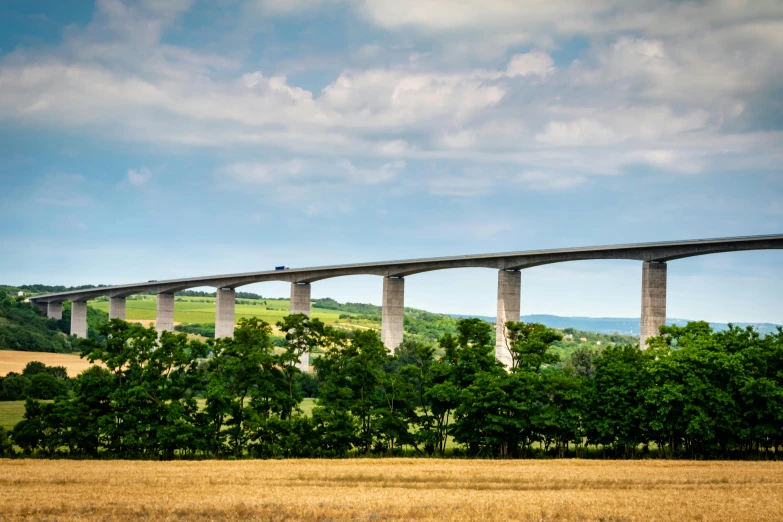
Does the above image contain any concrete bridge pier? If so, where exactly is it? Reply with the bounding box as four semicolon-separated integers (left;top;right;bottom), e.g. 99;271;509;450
71;301;87;338
109;297;126;320
47;302;63;321
34;302;48;315
640;261;667;349
156;293;175;334
381;276;404;352
495;269;521;367
290;283;311;316
215;288;236;339
289;282;312;372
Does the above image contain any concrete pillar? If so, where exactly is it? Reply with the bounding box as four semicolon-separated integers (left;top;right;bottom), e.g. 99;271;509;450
290;283;312;372
156;293;175;334
495;269;521;367
640;261;667;349
381;276;404;352
215;288;236;339
47;302;63;321
71;301;87;338
33;302;48;315
290;283;311;317
109;297;126;320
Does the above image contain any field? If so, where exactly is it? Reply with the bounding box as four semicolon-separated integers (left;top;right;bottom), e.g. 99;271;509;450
0;350;93;378
1;459;781;521
90;296;349;327
0;398;317;430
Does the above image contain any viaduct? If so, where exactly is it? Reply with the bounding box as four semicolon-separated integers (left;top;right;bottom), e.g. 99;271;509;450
28;234;783;369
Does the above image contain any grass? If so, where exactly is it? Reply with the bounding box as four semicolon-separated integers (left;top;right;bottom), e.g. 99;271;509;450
1;459;782;521
0;401;33;430
90;296;363;329
0;398;317;430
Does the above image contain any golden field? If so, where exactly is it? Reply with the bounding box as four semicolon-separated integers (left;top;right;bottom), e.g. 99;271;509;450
1;459;781;521
0;350;95;377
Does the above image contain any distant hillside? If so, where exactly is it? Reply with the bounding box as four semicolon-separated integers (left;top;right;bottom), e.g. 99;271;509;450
5;283;778;352
0;294;73;353
449;313;781;336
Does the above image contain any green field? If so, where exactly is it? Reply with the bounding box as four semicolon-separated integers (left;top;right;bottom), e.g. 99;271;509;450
90;296;351;328
0;398;316;430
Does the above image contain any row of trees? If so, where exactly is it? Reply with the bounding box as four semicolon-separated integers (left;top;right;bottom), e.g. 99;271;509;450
2;315;782;459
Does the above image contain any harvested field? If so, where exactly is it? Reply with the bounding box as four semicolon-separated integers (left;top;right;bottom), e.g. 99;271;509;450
0;350;95;377
0;459;781;521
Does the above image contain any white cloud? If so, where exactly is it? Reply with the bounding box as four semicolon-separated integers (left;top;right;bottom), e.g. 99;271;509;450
505;51;555;79
516;171;587;191
220;158;404;189
221;161;305;185
0;0;781;197
127;167;152;186
535;107;711;148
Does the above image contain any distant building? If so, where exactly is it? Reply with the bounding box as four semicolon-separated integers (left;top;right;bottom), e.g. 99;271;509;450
596;341;602;345
17;291;24;297
580;337;587;342
563;334;574;341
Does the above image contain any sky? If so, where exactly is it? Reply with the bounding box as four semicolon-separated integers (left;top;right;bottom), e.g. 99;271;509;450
1;0;782;323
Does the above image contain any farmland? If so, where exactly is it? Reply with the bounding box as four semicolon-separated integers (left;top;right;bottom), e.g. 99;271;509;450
1;459;781;521
89;296;351;328
0;350;93;378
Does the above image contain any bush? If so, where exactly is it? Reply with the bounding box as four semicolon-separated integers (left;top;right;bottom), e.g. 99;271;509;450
0;373;31;400
24;373;69;400
0;362;72;401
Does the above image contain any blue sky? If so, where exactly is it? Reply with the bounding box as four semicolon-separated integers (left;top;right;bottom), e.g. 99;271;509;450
1;0;782;323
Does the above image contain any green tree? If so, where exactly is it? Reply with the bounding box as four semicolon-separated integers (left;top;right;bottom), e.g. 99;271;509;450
24;372;69;399
0;373;30;401
78;319;207;458
504;322;562;372
585;345;652;457
12;398;45;454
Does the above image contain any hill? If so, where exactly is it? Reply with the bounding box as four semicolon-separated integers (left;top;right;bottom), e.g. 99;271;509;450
5;284;774;356
449;313;781;336
0;293;73;353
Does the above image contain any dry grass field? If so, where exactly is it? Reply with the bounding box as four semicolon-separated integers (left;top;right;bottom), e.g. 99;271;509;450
1;459;781;521
0;350;94;377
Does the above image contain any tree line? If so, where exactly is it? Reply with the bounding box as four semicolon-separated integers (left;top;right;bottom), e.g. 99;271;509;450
1;315;781;459
0;361;72;401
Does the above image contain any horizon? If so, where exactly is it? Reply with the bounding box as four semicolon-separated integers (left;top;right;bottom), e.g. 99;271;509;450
2;0;782;324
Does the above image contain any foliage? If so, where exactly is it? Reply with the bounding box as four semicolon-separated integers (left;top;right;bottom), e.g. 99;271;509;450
174;323;216;338
5;316;783;460
0;293;72;353
0;361;73;401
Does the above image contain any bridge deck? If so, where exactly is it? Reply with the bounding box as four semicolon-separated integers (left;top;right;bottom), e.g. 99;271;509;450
28;234;783;303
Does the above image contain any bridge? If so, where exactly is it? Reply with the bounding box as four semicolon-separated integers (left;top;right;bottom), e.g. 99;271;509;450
28;234;783;368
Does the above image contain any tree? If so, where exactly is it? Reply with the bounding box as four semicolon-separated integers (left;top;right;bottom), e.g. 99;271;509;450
201;317;301;458
24;372;69;400
78;319;207;458
536;369;586;457
277;314;325;412
584;345;652;457
0;373;30;401
0;426;13;457
504;321;562;372
12;399;45;454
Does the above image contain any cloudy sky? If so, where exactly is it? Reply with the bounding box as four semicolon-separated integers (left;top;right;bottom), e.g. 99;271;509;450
1;0;782;323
